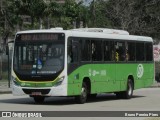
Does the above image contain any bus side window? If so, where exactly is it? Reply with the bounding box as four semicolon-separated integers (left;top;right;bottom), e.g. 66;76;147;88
81;39;91;61
110;41;115;61
128;42;136;61
136;42;145;61
72;41;79;63
104;41;114;61
145;42;153;61
91;40;102;61
115;41;125;62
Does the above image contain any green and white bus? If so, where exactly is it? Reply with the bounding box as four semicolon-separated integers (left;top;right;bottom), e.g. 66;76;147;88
11;28;154;103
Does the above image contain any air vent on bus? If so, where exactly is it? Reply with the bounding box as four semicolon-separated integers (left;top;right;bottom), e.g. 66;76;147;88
71;28;129;35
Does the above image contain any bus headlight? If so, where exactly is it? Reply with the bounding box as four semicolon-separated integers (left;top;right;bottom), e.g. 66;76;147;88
54;76;65;86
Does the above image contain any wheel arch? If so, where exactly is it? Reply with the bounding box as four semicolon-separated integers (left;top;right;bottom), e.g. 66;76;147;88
128;75;134;90
83;77;91;94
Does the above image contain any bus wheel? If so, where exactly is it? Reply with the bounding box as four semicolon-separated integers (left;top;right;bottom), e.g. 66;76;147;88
124;79;133;99
33;96;45;103
88;94;97;99
75;82;88;104
116;79;133;99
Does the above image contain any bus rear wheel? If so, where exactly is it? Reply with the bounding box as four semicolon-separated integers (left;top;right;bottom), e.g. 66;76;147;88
33;96;45;103
75;82;88;104
88;94;97;99
116;79;133;99
125;79;133;99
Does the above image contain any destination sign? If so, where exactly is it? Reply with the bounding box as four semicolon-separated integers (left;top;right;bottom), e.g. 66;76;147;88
16;33;64;41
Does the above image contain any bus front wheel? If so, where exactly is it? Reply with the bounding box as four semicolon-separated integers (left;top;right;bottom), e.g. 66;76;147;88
33;96;45;103
75;82;88;104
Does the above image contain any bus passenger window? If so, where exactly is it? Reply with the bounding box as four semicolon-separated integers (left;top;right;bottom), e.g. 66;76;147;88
115;41;125;62
110;41;115;61
127;42;136;61
81;40;91;61
104;41;110;61
136;43;145;61
91;40;102;61
104;41;115;61
145;42;153;61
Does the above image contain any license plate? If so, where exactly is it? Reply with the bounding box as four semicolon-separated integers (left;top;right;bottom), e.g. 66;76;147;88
31;92;42;96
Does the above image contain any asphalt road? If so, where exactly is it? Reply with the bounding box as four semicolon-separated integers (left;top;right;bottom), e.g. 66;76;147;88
0;88;160;120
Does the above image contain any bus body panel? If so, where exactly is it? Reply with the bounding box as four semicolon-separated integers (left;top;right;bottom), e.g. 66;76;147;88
67;63;154;96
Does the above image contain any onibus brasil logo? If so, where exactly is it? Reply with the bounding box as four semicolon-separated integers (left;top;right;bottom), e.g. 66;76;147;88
137;64;144;78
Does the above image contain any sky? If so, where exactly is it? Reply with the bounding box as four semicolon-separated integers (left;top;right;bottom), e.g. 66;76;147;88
76;0;93;6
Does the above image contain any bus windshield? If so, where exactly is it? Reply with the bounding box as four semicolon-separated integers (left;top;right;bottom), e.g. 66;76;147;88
13;33;65;81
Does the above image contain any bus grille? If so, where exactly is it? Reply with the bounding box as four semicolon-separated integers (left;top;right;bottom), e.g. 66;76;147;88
22;89;50;95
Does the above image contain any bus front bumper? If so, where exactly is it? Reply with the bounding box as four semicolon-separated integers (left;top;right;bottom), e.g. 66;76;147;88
11;84;67;96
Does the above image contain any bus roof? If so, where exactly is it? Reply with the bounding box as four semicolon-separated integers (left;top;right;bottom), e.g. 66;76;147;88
16;28;153;42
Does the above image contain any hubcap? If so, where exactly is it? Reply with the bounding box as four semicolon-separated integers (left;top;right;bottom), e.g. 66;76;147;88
128;83;132;96
81;87;87;98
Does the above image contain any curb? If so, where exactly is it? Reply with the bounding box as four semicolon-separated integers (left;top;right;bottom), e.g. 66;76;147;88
0;91;12;94
149;85;160;88
0;88;12;94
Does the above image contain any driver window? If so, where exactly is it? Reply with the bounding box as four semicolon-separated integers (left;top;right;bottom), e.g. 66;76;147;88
68;38;79;63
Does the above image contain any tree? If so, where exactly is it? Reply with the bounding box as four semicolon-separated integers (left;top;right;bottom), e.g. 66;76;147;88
45;0;63;28
1;0;160;40
26;0;46;29
74;1;89;28
142;0;160;39
63;0;80;29
106;0;136;30
88;0;111;28
0;0;19;48
105;0;160;39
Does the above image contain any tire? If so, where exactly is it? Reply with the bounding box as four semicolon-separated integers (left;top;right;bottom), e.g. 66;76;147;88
115;92;123;99
124;79;133;99
75;82;88;104
88;94;97;99
33;96;45;103
116;79;133;99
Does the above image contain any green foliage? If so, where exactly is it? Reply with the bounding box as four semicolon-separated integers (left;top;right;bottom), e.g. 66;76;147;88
60;17;73;29
47;1;63;17
0;0;160;40
105;0;160;39
63;0;78;19
88;0;111;28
